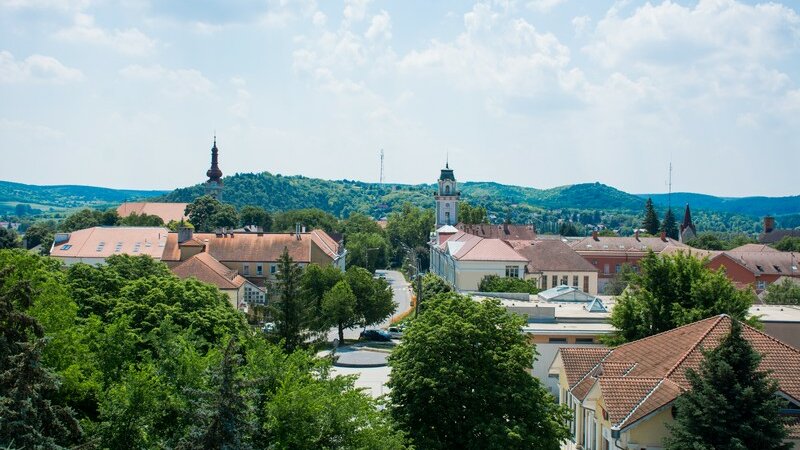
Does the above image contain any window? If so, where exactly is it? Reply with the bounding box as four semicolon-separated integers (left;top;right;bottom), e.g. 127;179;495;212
774;265;782;273
756;265;764;272
576;338;594;344
505;266;519;278
541;276;548;290
757;280;766;290
445;185;450;194
243;264;250;275
592;260;598;266
572;275;579;287
96;241;106;252
60;244;72;250
133;242;141;253
270;264;277;274
583;276;589;292
561;275;568;286
257;264;264;276
603;264;610;275
615;264;621;273
552;275;558;288
548;338;568;343
114;242;123;252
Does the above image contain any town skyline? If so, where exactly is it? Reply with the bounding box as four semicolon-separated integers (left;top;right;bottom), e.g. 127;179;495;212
2;0;800;197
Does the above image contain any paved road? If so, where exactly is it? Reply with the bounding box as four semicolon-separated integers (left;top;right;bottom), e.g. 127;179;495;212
326;269;412;342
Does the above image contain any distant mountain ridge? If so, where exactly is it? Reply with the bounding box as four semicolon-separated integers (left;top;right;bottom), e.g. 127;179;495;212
1;175;798;219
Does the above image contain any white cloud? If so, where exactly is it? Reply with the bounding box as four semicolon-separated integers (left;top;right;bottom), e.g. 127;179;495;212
312;10;327;27
0;0;89;11
572;15;590;36
229;77;251;119
343;0;371;25
0;50;84;83
55;13;156;56
528;0;567;13
0;119;65;140
365;10;391;41
119;64;213;96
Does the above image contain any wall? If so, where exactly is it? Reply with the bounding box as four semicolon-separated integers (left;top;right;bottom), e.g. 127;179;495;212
707;256;756;288
532;270;599;295
453;260;525;291
626;407;673;449
535;343;604;397
762;322;800;349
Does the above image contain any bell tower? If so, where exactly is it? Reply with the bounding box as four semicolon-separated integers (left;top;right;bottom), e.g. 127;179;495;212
205;136;224;200
434;160;459;228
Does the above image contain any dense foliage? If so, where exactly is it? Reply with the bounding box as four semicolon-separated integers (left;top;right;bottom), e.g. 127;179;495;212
478;275;538;294
388;293;569;449
664;320;790;450
0;228;21;249
642;198;660;235
411;273;453;301
0;250;407;449
685;232;757;250
661;208;679;240
608;251;755;344
774;236;800;252
763;278;800;305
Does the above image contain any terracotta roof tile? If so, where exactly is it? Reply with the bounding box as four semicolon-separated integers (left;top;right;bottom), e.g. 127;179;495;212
171;252;247;290
50;227;170;259
455;223;537;240
559;347;609;388
571;236;687;254
599;377;662;426
572;376;597;401
116;202;188;223
514;239;598;273
712;251;800;276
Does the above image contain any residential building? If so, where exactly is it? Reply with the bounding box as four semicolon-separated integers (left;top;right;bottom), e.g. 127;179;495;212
549;315;800;450
116;202;188;223
678;203;696;243
49;226;170;265
433;162;460;228
428;231;528;291
759;216;800;244
707;249;799;293
171;252;263;311
750;304;800;349
570;231;687;293
511;239;599;294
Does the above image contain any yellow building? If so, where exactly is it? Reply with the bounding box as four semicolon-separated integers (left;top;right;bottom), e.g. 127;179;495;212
549;315;800;449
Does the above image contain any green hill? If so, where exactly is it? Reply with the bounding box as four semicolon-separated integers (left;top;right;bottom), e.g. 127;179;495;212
0;180;168;210
642;192;800;217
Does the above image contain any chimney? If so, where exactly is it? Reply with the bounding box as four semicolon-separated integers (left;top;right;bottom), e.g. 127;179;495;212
764;216;775;234
634;230;640;241
295;223;302;240
592;230;599;241
178;227;193;243
660;231;667;241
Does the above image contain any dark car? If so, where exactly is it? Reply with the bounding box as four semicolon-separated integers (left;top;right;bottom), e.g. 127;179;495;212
359;329;392;342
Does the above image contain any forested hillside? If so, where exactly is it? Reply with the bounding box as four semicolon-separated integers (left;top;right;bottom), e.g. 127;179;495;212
643;192;800;217
0;180;166;209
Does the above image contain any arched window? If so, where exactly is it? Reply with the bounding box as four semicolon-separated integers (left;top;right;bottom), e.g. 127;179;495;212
445;185;451;194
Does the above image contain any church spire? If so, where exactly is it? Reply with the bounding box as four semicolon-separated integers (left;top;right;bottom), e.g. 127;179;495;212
206;135;223;183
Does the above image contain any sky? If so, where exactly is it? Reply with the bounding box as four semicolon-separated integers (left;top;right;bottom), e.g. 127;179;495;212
1;0;799;197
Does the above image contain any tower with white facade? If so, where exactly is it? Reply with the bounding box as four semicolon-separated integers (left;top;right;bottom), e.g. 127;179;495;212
434;162;460;228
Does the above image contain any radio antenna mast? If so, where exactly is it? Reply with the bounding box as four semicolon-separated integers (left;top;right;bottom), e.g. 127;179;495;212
668;161;673;210
379;149;384;185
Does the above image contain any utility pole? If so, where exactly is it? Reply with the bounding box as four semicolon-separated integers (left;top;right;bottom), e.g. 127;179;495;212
668;161;673;210
379;149;384;185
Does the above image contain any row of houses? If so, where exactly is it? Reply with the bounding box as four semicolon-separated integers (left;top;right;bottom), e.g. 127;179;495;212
49;225;345;311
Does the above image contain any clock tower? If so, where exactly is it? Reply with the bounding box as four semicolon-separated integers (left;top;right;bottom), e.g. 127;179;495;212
434;162;459;228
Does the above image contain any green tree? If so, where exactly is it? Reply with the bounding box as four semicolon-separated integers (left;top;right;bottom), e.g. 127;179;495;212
388;293;569;450
661;208;679;240
763;278;800;305
0;265;81;448
642;198;660;235
608;251;754;344
478;275;538;294
0;228;21;249
341;212;383;236
239;205;272;231
322;280;357;343
773;236;800;252
558;221;581;236
270;248;314;352
685;233;727;250
22;220;56;252
386;203;434;268
185;195;224;232
300;264;344;330
411;273;452;301
344;267;395;329
119;212;165;226
603;263;636;295
346;232;390;272
212;203;239;229
272;209;339;233
664;320;790;450
459;202;488;224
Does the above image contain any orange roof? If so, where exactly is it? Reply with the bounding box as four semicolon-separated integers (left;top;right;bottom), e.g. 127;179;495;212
171;252;248;290
711;251;800;276
729;244;779;253
455;223;537;240
117;202;188;223
559;315;800;431
440;232;527;262
513;240;598;273
162;230;340;264
571;236;687;254
50;227;170;259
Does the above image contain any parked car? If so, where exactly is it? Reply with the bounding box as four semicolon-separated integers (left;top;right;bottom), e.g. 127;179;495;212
360;329;392;342
261;322;276;333
386;326;403;339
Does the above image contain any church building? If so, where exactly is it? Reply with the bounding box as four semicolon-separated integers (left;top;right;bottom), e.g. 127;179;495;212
205;137;224;199
679;203;697;243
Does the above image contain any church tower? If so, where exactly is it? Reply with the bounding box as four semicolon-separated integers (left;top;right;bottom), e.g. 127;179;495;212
434;161;460;228
205;136;224;200
679;203;697;243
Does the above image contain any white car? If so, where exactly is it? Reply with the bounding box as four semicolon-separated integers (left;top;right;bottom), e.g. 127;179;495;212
386;326;403;339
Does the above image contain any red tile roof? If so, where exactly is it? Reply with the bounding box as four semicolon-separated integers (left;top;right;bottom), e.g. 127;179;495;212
513;239;598;273
711;251;800;277
116;202;188;223
50;227;170;259
455;223;537;240
571;236;687;254
439;232;528;262
559;315;800;431
171;252;248;290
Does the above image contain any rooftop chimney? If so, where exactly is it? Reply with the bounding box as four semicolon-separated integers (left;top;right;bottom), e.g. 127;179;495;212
178;227;193;244
764;216;775;234
660;231;667;241
592;230;599;241
634;230;640;241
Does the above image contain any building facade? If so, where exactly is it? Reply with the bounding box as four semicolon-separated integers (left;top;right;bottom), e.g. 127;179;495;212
433;163;459;228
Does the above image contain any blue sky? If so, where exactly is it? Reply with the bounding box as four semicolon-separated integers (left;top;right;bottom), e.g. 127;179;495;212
1;0;799;197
